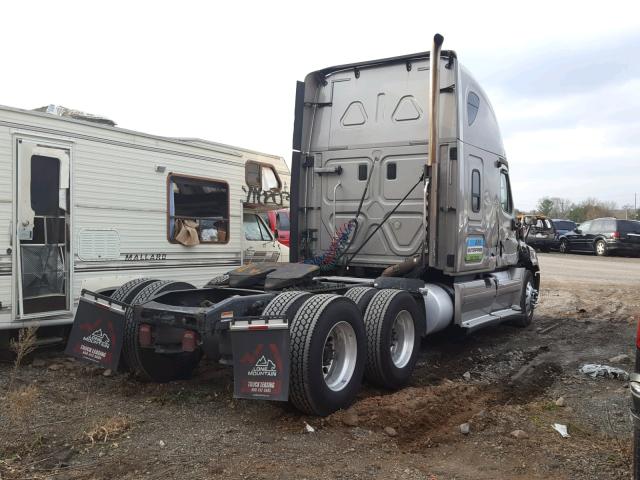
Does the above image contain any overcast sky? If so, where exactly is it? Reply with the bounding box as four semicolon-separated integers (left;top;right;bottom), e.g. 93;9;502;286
1;1;638;211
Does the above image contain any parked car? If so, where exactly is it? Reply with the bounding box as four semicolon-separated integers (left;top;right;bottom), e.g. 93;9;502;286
551;219;576;237
558;218;640;256
260;208;290;246
518;214;556;252
243;213;289;263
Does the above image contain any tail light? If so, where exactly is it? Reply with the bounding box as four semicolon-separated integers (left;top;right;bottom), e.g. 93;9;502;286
182;331;198;352
139;324;152;347
612;231;620;239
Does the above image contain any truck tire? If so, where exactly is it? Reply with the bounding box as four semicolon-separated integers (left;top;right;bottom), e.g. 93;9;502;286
123;280;201;382
204;273;230;287
111;277;158;304
634;427;640;480
363;289;421;389
111;278;158;371
511;270;535;328
289;294;366;416
344;286;377;315
263;291;312;320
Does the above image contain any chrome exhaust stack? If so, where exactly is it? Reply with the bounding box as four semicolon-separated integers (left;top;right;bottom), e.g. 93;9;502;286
426;33;444;267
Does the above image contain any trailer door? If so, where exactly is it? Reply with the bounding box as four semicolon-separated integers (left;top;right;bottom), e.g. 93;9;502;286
15;139;72;318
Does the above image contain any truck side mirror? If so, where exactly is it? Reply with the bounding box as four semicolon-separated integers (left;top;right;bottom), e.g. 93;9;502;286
274;230;279;239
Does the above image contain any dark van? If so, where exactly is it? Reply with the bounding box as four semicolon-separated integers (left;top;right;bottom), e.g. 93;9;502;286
558;218;640;256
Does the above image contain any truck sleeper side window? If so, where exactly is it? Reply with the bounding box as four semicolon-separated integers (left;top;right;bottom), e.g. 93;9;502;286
168;174;229;245
500;171;513;213
471;169;481;212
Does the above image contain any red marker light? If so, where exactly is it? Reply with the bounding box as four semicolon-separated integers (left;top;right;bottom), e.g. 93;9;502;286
139;324;152;347
612;231;620;239
182;331;197;352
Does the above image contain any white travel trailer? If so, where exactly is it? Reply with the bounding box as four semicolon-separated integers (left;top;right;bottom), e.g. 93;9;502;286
0;105;289;333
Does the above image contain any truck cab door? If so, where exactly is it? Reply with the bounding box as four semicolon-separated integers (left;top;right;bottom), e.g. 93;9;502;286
497;169;518;266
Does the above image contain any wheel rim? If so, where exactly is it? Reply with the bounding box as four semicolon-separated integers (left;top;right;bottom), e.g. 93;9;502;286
322;321;357;392
389;310;415;369
524;281;535;319
560;241;567;253
596;241;605;255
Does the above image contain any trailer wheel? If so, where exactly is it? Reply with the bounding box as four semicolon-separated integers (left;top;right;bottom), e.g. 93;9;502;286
344;286;377;315
289;294;365;416
363;289;421;389
123;280;201;382
204;273;230;287
263;291;312;320
511;270;535;328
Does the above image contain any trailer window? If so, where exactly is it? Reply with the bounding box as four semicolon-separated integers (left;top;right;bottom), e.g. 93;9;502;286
246;162;281;191
471;169;481;212
467;91;480;126
500;171;513;213
168;174;229;244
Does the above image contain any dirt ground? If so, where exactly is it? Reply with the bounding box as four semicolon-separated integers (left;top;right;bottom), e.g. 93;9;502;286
1;253;639;480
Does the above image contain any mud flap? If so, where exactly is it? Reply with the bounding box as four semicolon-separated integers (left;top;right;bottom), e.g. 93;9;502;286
65;290;126;370
230;318;290;401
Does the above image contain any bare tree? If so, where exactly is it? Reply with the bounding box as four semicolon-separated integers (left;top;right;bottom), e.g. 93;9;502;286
548;197;573;218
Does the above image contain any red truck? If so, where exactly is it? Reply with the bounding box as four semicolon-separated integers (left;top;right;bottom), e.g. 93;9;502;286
261;209;290;247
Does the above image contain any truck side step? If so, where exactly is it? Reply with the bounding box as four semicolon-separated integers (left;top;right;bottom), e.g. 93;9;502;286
460;307;520;332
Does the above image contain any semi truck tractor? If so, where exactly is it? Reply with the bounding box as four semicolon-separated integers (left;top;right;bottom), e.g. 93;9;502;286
66;34;540;416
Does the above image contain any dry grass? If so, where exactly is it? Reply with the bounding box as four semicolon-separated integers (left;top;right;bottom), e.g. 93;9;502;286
8;327;38;390
5;328;40;433
6;384;39;425
85;416;130;444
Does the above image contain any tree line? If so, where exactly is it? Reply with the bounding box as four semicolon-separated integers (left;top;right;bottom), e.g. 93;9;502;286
529;197;639;223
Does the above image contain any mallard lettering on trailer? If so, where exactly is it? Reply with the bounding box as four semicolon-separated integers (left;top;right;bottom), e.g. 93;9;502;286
124;254;167;262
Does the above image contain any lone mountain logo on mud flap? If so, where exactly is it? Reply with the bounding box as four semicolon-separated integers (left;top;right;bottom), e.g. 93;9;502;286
248;355;277;377
83;329;111;349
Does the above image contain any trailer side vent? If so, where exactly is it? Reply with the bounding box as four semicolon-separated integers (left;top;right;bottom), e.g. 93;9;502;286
78;229;121;261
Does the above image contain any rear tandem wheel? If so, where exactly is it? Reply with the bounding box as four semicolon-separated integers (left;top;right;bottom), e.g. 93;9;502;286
123;280;202;382
110;278;159;371
286;294;366;416
362;289;422;390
